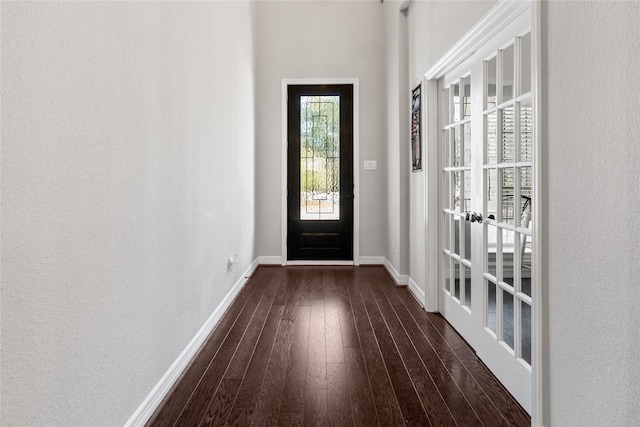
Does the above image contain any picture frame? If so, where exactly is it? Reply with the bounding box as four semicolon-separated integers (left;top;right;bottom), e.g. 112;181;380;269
411;82;422;171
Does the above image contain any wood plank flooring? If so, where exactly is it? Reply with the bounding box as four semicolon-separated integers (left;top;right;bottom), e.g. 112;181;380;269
147;266;530;427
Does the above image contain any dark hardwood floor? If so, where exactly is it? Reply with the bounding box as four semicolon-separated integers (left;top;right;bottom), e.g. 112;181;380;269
147;266;530;427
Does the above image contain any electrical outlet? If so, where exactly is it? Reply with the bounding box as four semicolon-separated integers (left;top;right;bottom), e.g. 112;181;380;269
227;254;238;271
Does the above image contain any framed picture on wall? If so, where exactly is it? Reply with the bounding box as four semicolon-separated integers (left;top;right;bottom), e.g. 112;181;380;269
411;83;422;171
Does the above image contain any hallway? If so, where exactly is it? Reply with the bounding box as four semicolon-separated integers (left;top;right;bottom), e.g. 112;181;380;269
148;266;529;426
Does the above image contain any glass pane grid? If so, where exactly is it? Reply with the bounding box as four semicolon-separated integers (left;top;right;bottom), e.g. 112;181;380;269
519;221;532;299
463;124;472;166
453;260;461;301
462;76;471;119
462;210;472;261
501;106;515;163
483;38;534;360
486;168;497;220
519;32;532;96
453;216;461;256
501;168;515;225
486;56;497;109
443;67;536;356
443;171;451;210
501;44;514;102
520;300;532;364
452;82;460;122
300;96;340;221
520;102;533;162
444;129;451;167
453;171;461;212
443;87;450;125
486;224;497;278
463;265;472;308
463;171;471;213
502;290;514;349
445;212;452;252
486;278;497;334
453;126;461;166
443;256;451;294
501;228;515;289
486;112;497;164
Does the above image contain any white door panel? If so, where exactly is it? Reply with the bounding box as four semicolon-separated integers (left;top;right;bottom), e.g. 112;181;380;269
438;8;533;413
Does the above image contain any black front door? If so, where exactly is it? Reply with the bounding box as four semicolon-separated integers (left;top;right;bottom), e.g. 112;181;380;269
287;84;354;261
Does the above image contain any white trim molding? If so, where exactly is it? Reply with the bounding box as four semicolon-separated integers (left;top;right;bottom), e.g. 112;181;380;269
424;77;440;313
382;258;409;286
124;259;260;427
358;256;385;265
532;0;543;425
365;258;427;309
281;78;360;266
425;0;531;80
407;277;426;308
258;256;283;265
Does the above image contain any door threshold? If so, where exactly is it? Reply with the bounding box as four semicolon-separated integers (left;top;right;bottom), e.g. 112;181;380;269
286;260;354;266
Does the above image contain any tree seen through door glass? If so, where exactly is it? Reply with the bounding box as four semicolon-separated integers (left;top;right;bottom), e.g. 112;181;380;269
300;96;340;220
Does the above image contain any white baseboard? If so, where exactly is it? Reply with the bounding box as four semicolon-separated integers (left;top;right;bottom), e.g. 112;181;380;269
358;256;386;265
124;258;259;427
382;259;426;308
382;258;409;286
407;277;426;308
258;256;283;265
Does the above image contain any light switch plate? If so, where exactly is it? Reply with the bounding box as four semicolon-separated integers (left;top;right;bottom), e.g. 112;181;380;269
364;160;377;170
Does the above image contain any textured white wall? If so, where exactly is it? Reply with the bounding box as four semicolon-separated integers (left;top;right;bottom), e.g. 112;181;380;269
543;1;640;425
255;0;387;259
0;2;256;425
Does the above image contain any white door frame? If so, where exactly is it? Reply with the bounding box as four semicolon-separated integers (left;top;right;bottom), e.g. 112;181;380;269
281;78;360;266
424;1;542;424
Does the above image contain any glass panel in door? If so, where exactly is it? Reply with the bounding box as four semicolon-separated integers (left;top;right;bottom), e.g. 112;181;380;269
441;74;473;313
300;96;340;220
483;31;534;372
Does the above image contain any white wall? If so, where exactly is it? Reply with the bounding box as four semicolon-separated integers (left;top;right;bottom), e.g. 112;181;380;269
542;1;640;425
255;0;387;260
0;2;256;425
384;2;410;275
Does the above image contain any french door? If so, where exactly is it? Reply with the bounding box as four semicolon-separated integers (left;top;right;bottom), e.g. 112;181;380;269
439;10;534;413
287;84;354;261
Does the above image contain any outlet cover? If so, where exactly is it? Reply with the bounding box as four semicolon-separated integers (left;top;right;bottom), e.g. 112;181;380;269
364;160;377;170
